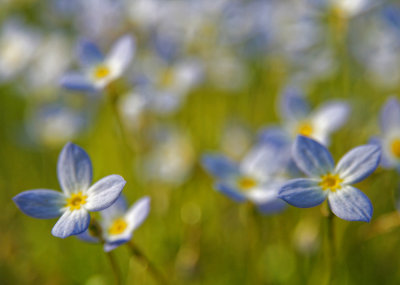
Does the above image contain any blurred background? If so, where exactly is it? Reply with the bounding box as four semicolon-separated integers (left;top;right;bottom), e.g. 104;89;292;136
2;0;400;284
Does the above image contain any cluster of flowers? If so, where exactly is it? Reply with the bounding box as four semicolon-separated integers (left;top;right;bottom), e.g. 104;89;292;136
13;143;150;251
203;92;400;222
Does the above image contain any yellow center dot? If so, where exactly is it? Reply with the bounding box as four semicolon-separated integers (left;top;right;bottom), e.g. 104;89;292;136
108;218;128;235
66;192;88;211
391;139;400;158
297;122;313;137
93;65;110;79
159;68;174;88
319;173;343;192
237;176;257;191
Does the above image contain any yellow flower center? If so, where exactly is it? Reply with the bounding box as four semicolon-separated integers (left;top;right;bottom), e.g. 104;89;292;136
237;176;257;191
391;139;400;158
159;68;174;88
66;192;88;211
319;173;343;192
108;218;128;235
93;64;110;79
297;122;313;137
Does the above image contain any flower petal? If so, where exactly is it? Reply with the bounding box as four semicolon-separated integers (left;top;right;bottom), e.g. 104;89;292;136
13;189;64;219
380;97;400;134
278;178;327;208
125;196;150;232
293;135;334;177
77;39;104;67
106;35;135;77
57;142;93;195
101;195;128;222
328;185;373;222
59;72;95;92
335;145;381;184
312;101;350;134
215;182;246;202
85;175;126;211
279;87;309;121
104;240;128;252
202;154;239;179
76;230;99;243
51;209;90;238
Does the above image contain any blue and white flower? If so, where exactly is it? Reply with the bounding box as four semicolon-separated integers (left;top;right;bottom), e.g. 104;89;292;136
202;140;289;214
371;96;400;171
13;142;126;238
79;195;150;251
279;135;381;222
60;34;135;92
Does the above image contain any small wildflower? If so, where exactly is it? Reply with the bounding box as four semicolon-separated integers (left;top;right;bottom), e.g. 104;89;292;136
13;142;126;238
278;135;381;222
60;35;135;92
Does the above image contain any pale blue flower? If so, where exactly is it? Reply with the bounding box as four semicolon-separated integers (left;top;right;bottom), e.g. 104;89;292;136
78;195;150;252
371;96;400;171
279;136;381;222
202;141;288;214
13;142;126;238
60;35;135;92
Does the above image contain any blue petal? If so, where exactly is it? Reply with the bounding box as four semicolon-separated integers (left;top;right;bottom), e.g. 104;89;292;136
380;97;400;134
257;126;291;147
13;189;64;219
85;175;126;211
257;199;287;214
370;137;393;169
77;39;104;67
202;154;239;179
104;239;129;252
126;196;150;231
76;229;99;243
101;195;128;221
51;209;90;238
328;185;372;222
59;72;95;92
293;135;334;177
278;178;327;208
279;87;310;121
215;182;246;202
311;101;350;133
335;145;381;184
57;142;93;195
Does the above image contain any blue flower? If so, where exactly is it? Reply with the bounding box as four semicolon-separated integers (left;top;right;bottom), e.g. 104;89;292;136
370;96;400;171
13;142;126;238
60;35;135;92
202;142;288;214
278;136;381;222
78;195;150;252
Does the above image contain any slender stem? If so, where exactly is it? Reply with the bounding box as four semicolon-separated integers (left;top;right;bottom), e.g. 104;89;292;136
106;251;122;285
126;240;168;284
327;209;335;285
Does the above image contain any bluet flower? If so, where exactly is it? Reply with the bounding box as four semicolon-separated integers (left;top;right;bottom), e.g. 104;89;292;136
278;135;381;222
13;143;126;238
78;195;150;252
60;35;135;92
371;97;400;171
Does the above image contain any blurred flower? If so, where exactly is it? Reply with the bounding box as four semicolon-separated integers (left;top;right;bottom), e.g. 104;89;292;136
0;19;40;82
279;135;381;222
79;195;150;251
60;35;135;92
371;97;400;171
202;139;289;214
13;143;126;238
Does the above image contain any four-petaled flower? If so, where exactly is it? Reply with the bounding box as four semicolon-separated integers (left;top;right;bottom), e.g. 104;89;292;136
78;195;150;251
278;135;381;222
60;35;135;92
13;142;126;238
371;96;400;172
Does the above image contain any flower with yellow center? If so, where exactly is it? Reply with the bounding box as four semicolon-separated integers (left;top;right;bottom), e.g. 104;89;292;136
297;122;313;137
108;218;128;235
93;64;111;80
390;139;400;159
237;176;257;191
279;136;381;222
65;192;88;211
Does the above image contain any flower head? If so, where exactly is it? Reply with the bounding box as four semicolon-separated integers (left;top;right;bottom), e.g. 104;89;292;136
78;195;150;251
278;136;381;222
13;142;126;238
370;97;400;171
60;35;135;92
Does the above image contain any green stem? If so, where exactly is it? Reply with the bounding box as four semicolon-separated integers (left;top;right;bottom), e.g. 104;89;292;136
327;209;336;285
126;240;168;284
106;251;122;285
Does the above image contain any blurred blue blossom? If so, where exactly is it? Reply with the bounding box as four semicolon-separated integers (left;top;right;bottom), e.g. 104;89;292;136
78;195;150;251
60;35;135;92
371;97;400;171
279;135;381;222
13;143;126;238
